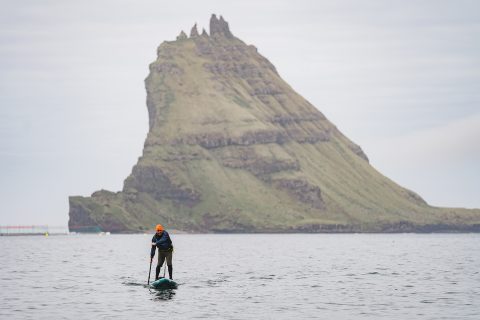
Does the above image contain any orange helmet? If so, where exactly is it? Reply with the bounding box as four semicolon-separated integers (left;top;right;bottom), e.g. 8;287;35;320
155;224;164;232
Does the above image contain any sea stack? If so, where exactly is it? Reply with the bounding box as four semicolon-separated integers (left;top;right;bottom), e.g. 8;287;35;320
68;15;480;233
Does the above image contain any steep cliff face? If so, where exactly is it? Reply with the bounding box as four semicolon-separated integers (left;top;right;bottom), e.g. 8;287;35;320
68;14;480;233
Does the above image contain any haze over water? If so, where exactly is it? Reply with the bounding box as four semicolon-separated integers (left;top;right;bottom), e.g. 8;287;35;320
1;233;479;319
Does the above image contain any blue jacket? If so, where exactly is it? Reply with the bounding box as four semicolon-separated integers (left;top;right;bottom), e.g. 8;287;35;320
150;231;173;258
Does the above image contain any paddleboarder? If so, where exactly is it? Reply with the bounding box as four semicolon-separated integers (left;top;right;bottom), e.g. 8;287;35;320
150;224;174;280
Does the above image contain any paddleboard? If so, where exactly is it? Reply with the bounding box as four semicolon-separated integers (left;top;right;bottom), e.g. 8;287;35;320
150;278;177;289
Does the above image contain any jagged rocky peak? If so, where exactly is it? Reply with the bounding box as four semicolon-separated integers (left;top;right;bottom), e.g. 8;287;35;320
190;23;199;38
201;28;208;37
210;14;233;38
176;30;187;40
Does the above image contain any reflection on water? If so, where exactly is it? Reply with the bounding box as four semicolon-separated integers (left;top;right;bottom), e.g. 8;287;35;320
151;289;176;301
1;234;480;319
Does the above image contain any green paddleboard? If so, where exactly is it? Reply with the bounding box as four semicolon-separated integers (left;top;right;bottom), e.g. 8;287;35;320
150;278;177;289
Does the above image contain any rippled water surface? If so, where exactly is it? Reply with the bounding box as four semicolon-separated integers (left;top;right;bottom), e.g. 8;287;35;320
1;234;479;319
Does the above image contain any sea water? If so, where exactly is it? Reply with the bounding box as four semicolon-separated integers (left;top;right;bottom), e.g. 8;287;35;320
1;234;479;319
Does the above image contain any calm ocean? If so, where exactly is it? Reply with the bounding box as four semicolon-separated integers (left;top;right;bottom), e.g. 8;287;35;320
1;233;479;319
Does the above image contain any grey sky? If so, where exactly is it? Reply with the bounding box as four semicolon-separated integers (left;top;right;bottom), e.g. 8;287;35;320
1;0;479;225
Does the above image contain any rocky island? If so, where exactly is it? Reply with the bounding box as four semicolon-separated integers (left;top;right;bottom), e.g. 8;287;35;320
69;15;480;233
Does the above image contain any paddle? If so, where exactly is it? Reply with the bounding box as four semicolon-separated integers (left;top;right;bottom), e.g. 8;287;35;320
147;257;153;285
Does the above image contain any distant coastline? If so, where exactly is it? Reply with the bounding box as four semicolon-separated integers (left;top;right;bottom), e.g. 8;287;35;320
0;225;68;236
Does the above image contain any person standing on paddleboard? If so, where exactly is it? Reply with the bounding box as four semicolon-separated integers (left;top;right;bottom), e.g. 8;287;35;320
150;224;174;280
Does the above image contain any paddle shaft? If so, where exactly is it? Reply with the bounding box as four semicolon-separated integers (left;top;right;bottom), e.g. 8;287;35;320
147;258;153;285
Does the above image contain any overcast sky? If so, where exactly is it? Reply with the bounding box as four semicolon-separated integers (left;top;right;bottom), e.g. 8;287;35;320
1;0;479;226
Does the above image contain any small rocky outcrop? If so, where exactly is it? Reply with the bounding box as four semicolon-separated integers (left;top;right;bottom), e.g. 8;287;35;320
190;24;199;38
176;30;187;40
210;14;233;38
